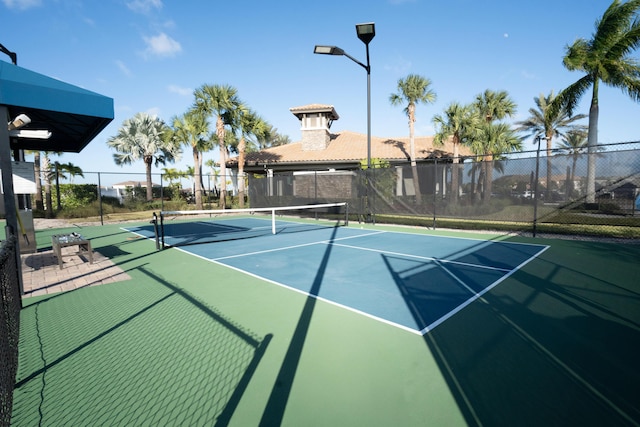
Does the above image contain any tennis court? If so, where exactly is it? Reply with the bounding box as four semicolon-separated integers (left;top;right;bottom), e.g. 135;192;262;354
128;214;548;335
10;210;640;426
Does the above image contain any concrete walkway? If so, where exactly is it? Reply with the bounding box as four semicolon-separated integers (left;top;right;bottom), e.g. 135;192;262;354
21;245;131;298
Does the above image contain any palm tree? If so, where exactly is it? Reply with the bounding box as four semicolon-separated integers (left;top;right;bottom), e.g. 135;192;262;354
41;154;54;217
107;112;181;201
556;0;640;202
230;106;270;207
263;128;290;148
169;108;212;209
469;122;522;200
193;84;242;209
432;102;477;201
389;74;437;203
25;150;44;210
473;90;517;201
516;91;587;200
162;167;184;200
48;161;84;211
556;129;591;198
204;159;220;198
55;162;84;183
161;167;182;184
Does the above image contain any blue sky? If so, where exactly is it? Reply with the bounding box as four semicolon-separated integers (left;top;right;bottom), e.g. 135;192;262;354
2;0;639;186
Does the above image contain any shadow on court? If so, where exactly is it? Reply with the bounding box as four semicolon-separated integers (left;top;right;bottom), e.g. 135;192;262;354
387;237;640;426
258;225;340;426
13;265;271;426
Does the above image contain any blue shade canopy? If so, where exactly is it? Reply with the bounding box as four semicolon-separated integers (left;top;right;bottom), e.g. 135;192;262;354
0;61;114;152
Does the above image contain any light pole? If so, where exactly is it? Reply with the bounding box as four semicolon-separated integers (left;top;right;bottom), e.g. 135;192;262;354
314;22;375;169
0;42;17;65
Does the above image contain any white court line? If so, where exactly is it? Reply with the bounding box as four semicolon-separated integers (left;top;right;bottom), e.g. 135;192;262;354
419;245;550;334
212;230;386;261
173;244;421;335
331;242;514;273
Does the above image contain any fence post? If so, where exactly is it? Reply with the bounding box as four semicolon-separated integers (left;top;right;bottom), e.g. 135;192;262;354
98;172;104;225
160;173;164;212
371;166;376;225
433;159;437;230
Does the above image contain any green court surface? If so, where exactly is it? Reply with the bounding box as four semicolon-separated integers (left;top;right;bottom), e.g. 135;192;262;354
10;222;640;426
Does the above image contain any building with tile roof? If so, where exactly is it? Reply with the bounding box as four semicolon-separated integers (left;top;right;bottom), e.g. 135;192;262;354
228;104;471;173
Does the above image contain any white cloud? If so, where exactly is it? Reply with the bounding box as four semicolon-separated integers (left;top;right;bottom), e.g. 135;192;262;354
168;84;191;96
143;32;182;58
126;0;162;14
2;0;41;10
116;60;132;77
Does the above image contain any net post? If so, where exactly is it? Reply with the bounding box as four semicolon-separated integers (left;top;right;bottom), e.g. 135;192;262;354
160;212;166;249
345;202;349;226
151;212;160;250
271;209;276;234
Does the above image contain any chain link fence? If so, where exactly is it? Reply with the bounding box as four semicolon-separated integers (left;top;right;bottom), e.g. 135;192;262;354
0;235;20;427
30;142;640;239
249;142;640;239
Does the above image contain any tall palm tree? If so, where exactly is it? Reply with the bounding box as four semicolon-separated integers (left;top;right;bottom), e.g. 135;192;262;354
432;102;477;201
193;84;242;209
170;108;212;209
516;91;587;200
557;0;640;202
107;112;181;201
473;90;517;201
389;74;437;203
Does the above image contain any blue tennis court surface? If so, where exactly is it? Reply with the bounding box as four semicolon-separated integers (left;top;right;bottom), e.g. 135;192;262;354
127;220;548;334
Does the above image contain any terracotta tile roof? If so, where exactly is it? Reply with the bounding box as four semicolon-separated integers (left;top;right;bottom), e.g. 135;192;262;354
235;131;471;165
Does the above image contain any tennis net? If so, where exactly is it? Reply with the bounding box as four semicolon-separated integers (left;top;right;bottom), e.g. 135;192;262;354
157;202;349;249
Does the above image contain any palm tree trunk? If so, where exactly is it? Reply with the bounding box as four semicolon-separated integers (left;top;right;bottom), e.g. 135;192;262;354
34;151;44;211
586;93;599;204
144;158;153;202
546;136;553;202
193;150;203;209
217;116;227;209
571;155;578;199
484;156;495;202
408;107;422;203
451;141;460;202
45;180;53;218
470;166;477;203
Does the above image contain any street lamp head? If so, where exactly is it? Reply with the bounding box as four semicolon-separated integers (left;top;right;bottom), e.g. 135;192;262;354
356;22;375;45
314;45;345;56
